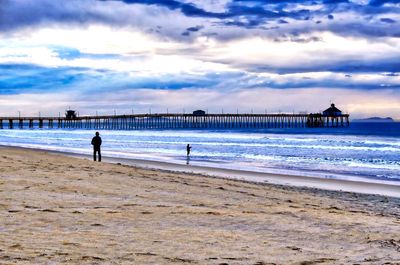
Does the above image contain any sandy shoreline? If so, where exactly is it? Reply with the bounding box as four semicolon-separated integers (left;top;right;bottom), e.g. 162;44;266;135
3;145;400;198
1;146;400;264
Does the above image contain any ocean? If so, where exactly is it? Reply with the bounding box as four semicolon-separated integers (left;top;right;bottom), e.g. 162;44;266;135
0;122;399;185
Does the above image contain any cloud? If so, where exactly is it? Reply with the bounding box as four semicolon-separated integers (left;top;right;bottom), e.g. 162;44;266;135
1;0;400;119
1;0;400;41
241;58;400;74
0;62;243;96
0;0;106;32
181;25;204;36
0;64;109;94
117;0;229;18
197;32;400;74
1;60;399;100
2;22;400;76
380;17;397;23
368;0;400;6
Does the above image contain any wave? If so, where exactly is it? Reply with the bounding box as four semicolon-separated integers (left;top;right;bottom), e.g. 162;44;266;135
0;128;399;183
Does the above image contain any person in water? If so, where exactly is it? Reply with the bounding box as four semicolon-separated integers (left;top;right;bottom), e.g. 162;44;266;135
91;131;102;162
186;144;192;157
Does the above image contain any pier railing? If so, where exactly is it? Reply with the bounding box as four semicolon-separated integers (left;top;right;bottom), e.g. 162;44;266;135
0;113;350;130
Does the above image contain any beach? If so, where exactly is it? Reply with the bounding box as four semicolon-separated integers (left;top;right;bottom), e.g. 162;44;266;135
1;146;400;264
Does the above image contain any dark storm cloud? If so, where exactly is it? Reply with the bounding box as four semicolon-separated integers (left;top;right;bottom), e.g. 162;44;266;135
222;19;266;28
114;0;312;22
1;0;400;39
97;0;400;38
112;0;230;18
181;25;204;36
368;0;400;6
0;0;115;32
380;18;396;23
186;25;204;32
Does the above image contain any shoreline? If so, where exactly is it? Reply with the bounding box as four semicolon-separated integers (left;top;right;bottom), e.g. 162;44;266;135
2;145;400;198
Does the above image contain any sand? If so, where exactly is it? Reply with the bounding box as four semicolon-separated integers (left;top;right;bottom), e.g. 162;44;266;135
94;156;400;198
1;146;400;264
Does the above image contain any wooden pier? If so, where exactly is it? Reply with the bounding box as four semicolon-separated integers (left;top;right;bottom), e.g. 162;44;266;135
0;113;350;130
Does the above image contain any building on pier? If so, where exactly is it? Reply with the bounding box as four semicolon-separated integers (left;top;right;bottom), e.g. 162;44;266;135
318;103;347;127
65;110;77;119
323;104;342;117
193;110;206;116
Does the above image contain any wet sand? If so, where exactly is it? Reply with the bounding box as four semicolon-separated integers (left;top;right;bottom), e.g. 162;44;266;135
1;146;400;264
100;156;400;198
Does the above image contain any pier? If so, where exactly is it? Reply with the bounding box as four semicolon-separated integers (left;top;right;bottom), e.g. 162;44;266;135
0;113;349;130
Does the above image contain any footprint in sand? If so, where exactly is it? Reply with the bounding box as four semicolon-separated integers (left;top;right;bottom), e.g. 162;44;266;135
9;244;23;250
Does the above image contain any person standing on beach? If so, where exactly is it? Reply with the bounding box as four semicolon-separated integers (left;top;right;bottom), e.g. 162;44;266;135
91;132;102;162
186;144;192;157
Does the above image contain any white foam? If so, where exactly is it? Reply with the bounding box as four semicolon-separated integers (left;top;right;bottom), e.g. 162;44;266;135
0;129;399;183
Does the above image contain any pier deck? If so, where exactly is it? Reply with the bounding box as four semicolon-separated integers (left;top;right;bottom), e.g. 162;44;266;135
0;113;350;130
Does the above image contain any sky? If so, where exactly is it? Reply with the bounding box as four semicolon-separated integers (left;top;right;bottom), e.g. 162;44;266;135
0;0;399;119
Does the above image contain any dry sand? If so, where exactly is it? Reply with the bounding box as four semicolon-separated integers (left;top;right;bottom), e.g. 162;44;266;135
1;146;400;264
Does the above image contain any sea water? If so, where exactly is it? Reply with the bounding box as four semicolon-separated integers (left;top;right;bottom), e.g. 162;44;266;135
0;122;399;185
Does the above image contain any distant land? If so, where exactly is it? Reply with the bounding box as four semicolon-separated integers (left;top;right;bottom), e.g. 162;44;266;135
352;117;396;123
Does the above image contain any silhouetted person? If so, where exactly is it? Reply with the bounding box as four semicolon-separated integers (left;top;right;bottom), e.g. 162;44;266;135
186;144;192;157
91;132;102;162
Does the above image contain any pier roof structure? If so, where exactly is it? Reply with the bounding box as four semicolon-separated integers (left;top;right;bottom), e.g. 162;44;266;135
323;104;342;117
